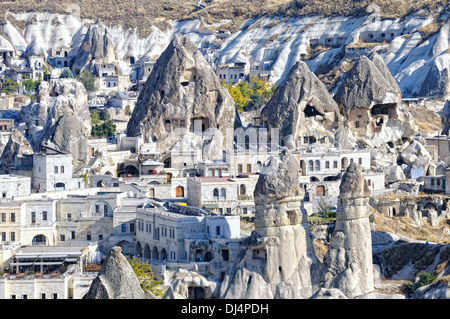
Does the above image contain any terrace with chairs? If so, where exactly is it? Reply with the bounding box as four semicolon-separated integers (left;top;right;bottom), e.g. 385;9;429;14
84;263;102;272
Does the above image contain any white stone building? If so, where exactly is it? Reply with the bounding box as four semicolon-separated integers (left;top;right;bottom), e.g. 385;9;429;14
0;175;31;199
0;244;100;299
32;153;84;193
186;175;258;215
135;200;240;263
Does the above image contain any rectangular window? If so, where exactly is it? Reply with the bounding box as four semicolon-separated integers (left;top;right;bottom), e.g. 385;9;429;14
10;232;15;242
1;213;5;223
238;164;242;174
104;205;108;216
10;213;15;223
247;164;251;172
325;161;330;169
216;226;220;236
358;158;362;165
54;166;58;174
60;166;64;174
130;223;135;232
1;232;5;241
71;231;75;239
333;161;338;168
31;212;36;223
42;211;47;221
60;234;65;241
87;233;91;241
121;224;126;232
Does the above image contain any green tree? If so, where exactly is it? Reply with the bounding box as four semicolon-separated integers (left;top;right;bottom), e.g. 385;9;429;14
221;76;276;113
99;108;110;121
92;120;116;138
77;69;98;92
127;256;165;298
90;109;100;125
125;104;132;116
316;198;336;219
23;79;40;93
60;68;74;78
1;77;20;95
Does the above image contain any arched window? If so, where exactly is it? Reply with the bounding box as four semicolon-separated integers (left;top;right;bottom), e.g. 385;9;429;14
220;188;226;200
308;160;314;172
315;160;320;171
240;184;246;195
55;182;65;190
175;186;184;197
256;161;262;173
32;234;47;246
213;188;219;200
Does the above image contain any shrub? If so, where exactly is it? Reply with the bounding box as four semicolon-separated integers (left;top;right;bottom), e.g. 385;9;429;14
60;68;74;79
127;256;165;298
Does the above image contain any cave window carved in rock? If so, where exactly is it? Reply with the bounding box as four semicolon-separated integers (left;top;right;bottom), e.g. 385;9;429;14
304;105;321;118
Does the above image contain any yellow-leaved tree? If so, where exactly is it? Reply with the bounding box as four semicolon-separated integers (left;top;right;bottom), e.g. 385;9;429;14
127;256;166;298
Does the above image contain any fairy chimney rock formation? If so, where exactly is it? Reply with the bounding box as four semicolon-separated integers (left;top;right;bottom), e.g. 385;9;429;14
219;153;320;298
126;34;239;155
320;163;374;298
253;154;305;233
260;61;342;149
84;246;149;299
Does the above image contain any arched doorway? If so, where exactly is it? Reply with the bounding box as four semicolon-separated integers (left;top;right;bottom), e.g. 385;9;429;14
117;240;134;256
136;242;143;257
152;246;159;260
149;188;155;197
176;186;184;197
144;244;151;259
32;234;47;246
55;182;65;190
161;248;167;261
124;165;139;177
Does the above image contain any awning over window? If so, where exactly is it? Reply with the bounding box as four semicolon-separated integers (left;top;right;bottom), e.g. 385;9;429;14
203;204;218;209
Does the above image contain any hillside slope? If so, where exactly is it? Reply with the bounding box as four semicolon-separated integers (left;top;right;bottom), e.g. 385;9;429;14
0;0;448;35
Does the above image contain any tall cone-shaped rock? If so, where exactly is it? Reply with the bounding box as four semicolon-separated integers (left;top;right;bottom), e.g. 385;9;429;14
260;61;342;149
126;34;239;154
219;153;320;299
72;20;117;74
320;163;374;298
333;52;417;147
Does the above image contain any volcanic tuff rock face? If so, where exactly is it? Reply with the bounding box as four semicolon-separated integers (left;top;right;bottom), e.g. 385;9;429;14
84;246;151;299
320;163;374;298
218;153;322;299
261;61;343;149
333;52;418;149
0;129;33;174
21;78;91;171
71;20;117;74
126;34;239;155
